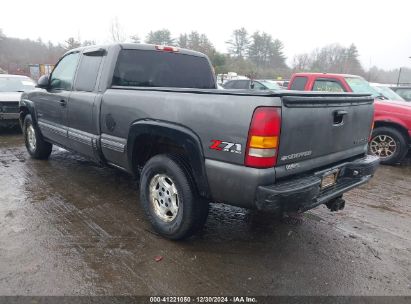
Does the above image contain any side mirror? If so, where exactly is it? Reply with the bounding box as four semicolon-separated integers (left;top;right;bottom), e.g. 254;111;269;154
376;95;388;101
36;75;50;89
250;82;255;89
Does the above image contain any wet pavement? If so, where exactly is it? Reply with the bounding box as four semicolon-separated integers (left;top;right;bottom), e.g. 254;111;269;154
0;129;410;296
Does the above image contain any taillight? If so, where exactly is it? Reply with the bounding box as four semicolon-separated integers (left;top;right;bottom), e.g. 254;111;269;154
155;45;179;52
245;107;281;168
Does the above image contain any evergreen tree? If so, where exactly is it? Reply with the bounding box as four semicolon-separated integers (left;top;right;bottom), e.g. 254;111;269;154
145;29;174;45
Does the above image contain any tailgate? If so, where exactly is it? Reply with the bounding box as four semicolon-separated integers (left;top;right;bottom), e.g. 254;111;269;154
276;94;374;176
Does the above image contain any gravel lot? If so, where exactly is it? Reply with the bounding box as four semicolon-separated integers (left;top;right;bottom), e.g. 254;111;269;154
0;129;410;296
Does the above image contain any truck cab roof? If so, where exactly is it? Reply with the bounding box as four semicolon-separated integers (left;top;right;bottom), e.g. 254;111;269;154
291;72;361;79
66;43;207;58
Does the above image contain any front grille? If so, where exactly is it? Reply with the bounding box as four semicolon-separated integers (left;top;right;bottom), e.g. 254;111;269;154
0;102;19;114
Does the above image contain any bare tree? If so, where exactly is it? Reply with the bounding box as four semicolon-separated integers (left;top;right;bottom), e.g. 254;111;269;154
177;33;188;48
226;28;249;59
82;40;96;46
293;43;365;76
292;53;311;72
109;18;126;42
130;34;141;43
64;37;81;50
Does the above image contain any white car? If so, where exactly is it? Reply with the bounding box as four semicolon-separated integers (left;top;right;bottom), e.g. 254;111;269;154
0;74;35;127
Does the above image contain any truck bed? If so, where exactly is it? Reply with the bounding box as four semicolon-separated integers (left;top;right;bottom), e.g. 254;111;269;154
105;86;373;177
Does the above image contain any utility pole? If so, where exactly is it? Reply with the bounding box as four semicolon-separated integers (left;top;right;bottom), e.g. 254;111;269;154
397;67;402;86
396;57;411;86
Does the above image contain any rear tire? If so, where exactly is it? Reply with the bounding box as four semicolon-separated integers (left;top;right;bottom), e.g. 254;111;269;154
23;115;52;159
369;127;408;165
139;154;209;240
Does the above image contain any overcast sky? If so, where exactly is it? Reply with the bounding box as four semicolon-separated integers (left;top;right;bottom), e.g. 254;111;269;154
2;0;410;70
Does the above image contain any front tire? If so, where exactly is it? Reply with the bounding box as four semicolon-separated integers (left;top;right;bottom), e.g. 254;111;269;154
140;154;209;240
23;115;52;159
369;127;408;165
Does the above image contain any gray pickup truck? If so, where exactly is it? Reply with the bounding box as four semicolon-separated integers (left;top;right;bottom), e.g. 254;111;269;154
19;43;379;239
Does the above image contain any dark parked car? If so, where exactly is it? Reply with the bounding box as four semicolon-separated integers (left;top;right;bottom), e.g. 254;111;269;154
223;79;281;90
20;43;379;239
390;86;411;101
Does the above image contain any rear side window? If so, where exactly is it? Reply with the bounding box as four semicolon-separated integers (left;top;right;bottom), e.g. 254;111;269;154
223;81;234;89
252;81;266;90
74;54;103;92
290;76;307;90
393;88;411;101
231;80;250;89
112;49;215;89
313;79;344;92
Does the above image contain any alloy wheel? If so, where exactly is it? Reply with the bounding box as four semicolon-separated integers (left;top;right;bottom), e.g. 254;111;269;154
370;134;397;159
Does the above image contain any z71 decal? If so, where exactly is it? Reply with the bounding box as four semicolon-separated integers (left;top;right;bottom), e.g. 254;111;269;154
210;140;242;154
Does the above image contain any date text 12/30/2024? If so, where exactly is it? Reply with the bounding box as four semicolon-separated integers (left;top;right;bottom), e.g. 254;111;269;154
150;296;258;303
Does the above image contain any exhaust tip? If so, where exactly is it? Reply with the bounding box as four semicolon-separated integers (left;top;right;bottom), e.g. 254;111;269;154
326;196;346;212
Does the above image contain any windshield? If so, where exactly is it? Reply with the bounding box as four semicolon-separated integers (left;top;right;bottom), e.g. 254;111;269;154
373;85;404;101
259;80;281;90
0;77;35;92
345;77;380;97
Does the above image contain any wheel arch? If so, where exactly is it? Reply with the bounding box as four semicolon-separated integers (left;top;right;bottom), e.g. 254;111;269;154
127;120;210;199
373;120;410;144
19;98;38;128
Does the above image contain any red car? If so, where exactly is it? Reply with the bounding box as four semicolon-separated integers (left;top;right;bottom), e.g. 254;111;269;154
288;73;411;164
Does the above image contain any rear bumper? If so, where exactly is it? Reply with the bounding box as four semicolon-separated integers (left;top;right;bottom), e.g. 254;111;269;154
255;155;380;213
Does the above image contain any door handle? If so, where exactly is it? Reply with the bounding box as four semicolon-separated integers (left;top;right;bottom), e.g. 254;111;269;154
334;110;347;116
59;99;67;107
333;110;347;125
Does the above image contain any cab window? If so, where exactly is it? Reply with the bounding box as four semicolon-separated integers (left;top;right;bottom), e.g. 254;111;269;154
223;81;235;89
313;79;345;92
49;52;80;91
112;49;215;89
252;81;266;90
290;76;307;90
74;54;103;92
231;80;250;89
